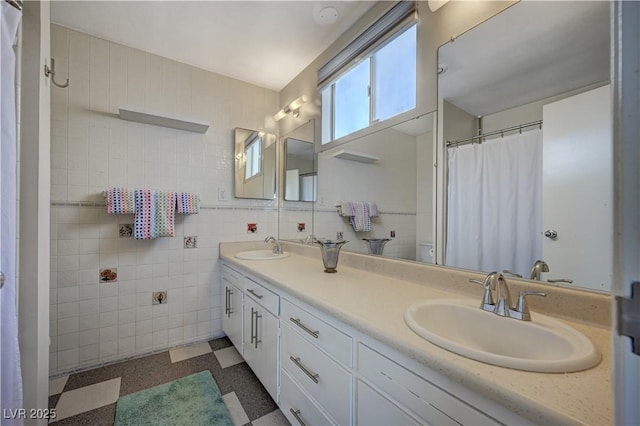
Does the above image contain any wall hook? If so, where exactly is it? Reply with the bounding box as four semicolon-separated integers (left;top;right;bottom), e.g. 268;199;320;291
44;58;69;88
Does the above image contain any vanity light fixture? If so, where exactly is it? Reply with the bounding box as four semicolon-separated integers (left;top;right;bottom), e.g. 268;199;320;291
274;95;308;121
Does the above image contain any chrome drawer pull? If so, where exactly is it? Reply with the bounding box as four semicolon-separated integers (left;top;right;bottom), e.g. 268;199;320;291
289;408;306;426
247;288;263;299
289;317;319;339
289;356;319;384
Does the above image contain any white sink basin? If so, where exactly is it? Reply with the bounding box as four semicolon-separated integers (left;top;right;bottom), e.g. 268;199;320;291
235;250;290;261
404;299;600;373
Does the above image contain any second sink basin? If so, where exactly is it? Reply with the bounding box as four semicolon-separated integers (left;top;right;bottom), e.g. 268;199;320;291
235;250;290;261
404;299;600;373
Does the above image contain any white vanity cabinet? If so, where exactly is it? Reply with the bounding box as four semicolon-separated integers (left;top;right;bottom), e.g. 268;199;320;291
221;265;244;353
221;260;532;426
356;343;504;426
242;276;279;402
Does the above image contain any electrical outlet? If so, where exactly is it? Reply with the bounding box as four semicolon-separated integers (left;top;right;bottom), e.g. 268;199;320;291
218;187;228;202
336;231;344;241
390;230;396;238
153;291;167;305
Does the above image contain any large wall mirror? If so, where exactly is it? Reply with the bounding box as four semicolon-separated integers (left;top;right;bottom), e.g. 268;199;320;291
234;127;277;200
284;137;316;202
436;1;611;292
312;112;435;261
279;120;316;241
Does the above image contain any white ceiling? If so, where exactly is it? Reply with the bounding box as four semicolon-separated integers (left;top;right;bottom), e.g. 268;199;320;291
438;1;610;117
50;1;376;91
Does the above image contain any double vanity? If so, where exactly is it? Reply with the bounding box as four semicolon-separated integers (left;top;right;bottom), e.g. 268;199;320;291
220;241;612;425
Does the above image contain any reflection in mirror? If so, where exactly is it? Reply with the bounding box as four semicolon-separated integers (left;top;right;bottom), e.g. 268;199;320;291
234;127;277;200
437;1;610;292
284;137;316;202
313;113;435;261
279;120;316;241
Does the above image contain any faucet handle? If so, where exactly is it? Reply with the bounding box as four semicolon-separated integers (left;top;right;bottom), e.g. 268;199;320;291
547;278;574;284
469;278;494;309
502;269;523;278
515;290;547;321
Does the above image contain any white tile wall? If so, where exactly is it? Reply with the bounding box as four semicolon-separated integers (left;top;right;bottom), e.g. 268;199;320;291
50;25;280;374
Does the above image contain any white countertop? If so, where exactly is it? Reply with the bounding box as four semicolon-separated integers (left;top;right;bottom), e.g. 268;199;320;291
220;242;613;425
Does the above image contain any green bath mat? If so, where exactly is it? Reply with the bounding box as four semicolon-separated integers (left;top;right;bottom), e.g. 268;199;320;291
114;371;234;426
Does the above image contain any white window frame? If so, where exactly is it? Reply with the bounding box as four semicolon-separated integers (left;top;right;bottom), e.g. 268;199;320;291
317;1;418;150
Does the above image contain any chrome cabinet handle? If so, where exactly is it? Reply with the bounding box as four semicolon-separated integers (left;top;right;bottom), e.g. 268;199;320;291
289;356;319;383
250;307;256;345
289;408;306;426
544;229;558;239
247;288;263;299
228;289;233;317
289;317;319;339
224;287;229;316
254;309;262;349
0;271;5;289
547;278;574;283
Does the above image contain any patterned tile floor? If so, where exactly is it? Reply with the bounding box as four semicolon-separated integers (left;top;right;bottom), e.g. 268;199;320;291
48;337;289;426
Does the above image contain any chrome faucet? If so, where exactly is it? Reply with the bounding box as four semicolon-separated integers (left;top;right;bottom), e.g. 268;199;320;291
264;236;282;254
301;235;318;245
470;272;546;321
529;260;549;280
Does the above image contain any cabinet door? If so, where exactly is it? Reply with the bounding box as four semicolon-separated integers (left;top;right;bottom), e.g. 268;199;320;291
222;280;243;354
357;380;420;426
243;297;279;402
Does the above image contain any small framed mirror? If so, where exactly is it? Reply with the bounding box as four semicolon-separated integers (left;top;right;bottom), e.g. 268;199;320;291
234;127;277;200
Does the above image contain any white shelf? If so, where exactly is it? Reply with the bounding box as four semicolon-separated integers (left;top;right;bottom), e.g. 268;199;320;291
331;149;380;163
118;107;210;133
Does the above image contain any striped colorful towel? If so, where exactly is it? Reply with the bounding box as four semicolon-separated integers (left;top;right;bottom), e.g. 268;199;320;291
106;188;135;214
134;190;176;239
176;192;200;214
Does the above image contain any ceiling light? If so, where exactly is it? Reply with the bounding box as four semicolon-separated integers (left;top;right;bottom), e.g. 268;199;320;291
316;7;339;26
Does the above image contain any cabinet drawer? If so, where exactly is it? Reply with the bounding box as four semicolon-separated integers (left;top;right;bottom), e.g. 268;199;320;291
282;298;352;367
281;369;336;426
222;264;243;289
358;343;499;426
244;276;279;315
282;324;351;425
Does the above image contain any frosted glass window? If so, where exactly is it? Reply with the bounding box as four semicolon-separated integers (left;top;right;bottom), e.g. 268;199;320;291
334;59;370;140
374;25;417;121
245;137;262;180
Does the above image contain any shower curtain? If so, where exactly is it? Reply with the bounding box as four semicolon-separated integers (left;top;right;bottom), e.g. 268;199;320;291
446;128;543;277
1;1;23;422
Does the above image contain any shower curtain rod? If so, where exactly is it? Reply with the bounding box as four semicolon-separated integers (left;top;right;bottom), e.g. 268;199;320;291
446;120;543;148
4;0;22;10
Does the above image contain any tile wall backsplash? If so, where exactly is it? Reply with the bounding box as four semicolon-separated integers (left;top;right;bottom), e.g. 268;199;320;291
49;24;279;374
